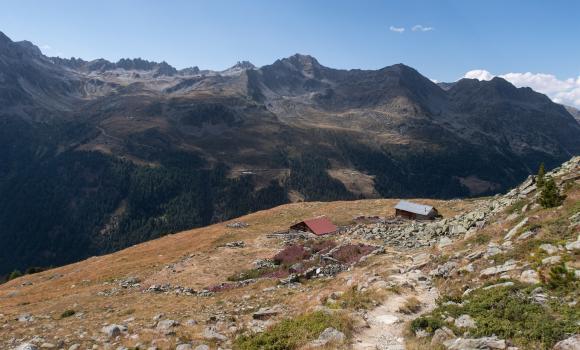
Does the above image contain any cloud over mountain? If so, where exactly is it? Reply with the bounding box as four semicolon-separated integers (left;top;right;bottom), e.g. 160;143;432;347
464;70;580;108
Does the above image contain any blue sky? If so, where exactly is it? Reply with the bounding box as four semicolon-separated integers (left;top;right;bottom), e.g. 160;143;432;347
1;0;580;105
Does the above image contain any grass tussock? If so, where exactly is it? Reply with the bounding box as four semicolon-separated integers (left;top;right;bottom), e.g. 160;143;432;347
398;296;422;314
328;285;382;310
233;311;353;350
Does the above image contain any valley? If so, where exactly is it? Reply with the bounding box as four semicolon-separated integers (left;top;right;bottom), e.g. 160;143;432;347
1;30;579;279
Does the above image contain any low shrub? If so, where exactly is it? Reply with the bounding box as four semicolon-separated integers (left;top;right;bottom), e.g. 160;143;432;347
234;311;353;350
331;244;375;265
331;286;378;310
418;281;580;348
273;245;311;266
547;264;577;290
60;309;75;318
410;316;443;333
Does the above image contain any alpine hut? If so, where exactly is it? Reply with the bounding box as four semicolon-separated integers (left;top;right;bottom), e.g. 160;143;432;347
394;200;438;220
290;216;337;236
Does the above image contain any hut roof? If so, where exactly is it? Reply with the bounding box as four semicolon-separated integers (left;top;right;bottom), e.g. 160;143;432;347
292;216;337;235
395;200;434;215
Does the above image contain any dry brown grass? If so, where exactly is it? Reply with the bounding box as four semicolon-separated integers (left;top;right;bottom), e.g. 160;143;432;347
398;296;422;314
0;197;477;347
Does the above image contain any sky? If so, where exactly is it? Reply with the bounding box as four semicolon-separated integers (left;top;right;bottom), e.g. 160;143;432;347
1;0;580;107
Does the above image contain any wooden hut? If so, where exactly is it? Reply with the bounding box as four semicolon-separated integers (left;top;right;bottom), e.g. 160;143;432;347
394;200;438;220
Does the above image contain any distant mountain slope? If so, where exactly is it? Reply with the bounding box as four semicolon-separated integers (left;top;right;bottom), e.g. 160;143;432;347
564;104;580;123
0;31;579;275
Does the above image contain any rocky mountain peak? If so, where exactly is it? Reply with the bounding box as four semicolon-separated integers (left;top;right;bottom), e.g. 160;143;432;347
282;53;322;70
232;61;255;70
0;31;12;45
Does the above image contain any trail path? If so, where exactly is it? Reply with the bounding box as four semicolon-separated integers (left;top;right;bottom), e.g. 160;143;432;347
352;258;439;350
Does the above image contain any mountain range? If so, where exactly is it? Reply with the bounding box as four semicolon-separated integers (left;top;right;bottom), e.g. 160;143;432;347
0;31;579;275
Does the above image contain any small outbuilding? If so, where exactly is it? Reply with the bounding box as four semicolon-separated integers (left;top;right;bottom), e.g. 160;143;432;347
395;200;438;220
290;216;338;236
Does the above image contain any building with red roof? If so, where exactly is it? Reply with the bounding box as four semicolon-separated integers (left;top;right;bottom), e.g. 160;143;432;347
290;216;337;236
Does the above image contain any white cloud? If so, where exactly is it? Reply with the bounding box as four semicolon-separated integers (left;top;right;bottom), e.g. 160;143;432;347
463;69;580;108
412;24;434;32
389;25;405;33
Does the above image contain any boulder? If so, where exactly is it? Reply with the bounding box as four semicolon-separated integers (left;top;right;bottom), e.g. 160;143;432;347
18;313;34;322
539;244;559;255
430;262;457;278
542;256;561;265
15;344;39;350
156;319;178;331
519;270;540;284
565;240;580;251
101;324;127;338
504;218;528;240
454;314;476;329
194;345;210;350
443;336;506;349
308;327;345;347
203;326;227;341
175;345;193;350
253;305;282;320
480;260;518;276
431;327;455;346
552;334;580;350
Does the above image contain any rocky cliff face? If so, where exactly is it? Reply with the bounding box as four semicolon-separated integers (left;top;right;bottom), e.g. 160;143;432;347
0;30;579;275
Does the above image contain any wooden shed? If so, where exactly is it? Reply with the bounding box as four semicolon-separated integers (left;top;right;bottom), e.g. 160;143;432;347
395;200;438;220
290;216;337;236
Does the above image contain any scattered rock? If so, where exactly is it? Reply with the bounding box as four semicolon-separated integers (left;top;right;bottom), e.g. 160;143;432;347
542;256;561;265
185;319;198;326
203;326;227;341
194;345;210;350
226;221;249;228
18;313;34;322
516;229;537;241
439;237;453;248
253;305;282;320
519;270;540;284
430;262;457;278
175;345;193;350
15;344;39;350
539;244;559;255
504;218;528;240
565;240;580;251
156;319;178;334
101;324;127;338
224;240;245;248
454;314;476;329
480;260;518;276
482;282;514;290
